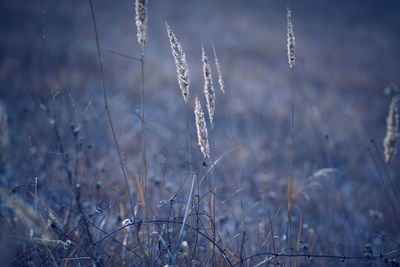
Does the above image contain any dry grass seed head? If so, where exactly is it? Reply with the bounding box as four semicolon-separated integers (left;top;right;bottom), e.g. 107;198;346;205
212;44;225;95
194;97;209;159
384;95;400;163
135;0;147;55
166;23;189;104
202;46;215;128
287;7;295;69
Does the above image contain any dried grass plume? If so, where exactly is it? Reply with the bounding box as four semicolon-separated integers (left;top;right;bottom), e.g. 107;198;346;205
212;44;225;95
384;95;400;163
202;46;215;128
287;7;295;69
166;23;189;104
194;97;209;159
135;0;148;55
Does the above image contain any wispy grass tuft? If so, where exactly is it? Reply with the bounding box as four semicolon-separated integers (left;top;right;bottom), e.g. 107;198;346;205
287;7;295;69
166;23;190;104
135;0;148;56
194;96;209;159
202;46;215;129
384;94;400;163
212;44;225;95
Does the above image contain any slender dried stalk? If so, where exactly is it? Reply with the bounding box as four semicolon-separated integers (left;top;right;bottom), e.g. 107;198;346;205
212;44;225;95
32;238;71;249
212;45;236;145
0;188;53;240
194;97;209;159
139;52;147;195
287;7;296;265
166;23;189;104
297;215;303;250
166;25;195;239
0;102;8;163
135;0;147;56
136;0;149;258
202;46;215;128
89;0;135;219
204;43;217;256
173;174;196;265
267;209;278;266
287;7;295;69
384;95;400;163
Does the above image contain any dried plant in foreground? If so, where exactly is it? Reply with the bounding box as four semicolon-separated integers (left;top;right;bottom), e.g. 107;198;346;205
212;44;225;95
202;46;215;128
384;95;400;163
287;7;295;69
135;0;147;55
195;97;209;159
0;187;53;240
166;23;189;104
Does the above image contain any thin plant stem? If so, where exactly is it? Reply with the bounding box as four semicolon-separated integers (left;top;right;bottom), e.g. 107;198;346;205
107;49;142;62
367;146;400;227
184;101;195;261
209;126;216;265
84;219;234;266
140;52;147;194
371;139;400;205
89;0;135;220
185;103;193;180
139;38;150;261
173;174;196;265
288;67;295;266
225;94;235;147
190;170;200;263
268;209;278;267
34;177;38;216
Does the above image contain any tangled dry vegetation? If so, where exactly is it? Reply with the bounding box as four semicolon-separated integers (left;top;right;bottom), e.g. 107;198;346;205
0;0;399;266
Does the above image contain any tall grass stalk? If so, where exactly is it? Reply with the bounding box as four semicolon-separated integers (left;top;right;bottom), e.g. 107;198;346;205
166;26;196;257
166;23;193;179
89;0;135;220
136;0;148;203
201;46;215;192
201;46;218;262
287;6;296;263
212;44;235;146
34;177;38;216
193;96;215;262
140;49;147;207
173;174;196;265
135;0;149;257
185;103;194;186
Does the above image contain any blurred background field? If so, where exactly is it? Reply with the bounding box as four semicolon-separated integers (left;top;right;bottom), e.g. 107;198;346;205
0;0;399;265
